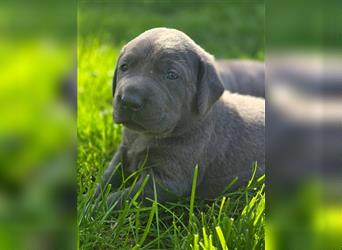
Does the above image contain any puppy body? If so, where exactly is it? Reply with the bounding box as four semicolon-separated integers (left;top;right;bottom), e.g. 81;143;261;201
216;60;265;98
96;28;265;205
119;91;264;200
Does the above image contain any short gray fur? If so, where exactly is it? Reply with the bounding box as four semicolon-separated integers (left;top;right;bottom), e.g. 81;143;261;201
94;28;265;206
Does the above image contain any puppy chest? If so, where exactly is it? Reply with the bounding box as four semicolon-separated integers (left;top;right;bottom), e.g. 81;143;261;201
125;142;171;174
125;145;147;173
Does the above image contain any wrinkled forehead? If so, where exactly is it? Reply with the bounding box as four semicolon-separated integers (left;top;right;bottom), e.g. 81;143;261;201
122;33;197;64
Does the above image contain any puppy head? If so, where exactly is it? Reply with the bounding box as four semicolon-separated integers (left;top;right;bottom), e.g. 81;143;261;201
112;28;224;136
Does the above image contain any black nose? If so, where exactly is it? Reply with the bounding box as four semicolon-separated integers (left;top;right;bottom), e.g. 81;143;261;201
120;93;143;111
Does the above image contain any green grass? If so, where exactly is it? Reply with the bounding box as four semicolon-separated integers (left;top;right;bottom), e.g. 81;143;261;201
77;42;265;249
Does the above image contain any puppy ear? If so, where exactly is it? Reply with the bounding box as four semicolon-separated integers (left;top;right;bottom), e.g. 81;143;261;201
112;65;118;97
196;58;224;115
112;48;125;97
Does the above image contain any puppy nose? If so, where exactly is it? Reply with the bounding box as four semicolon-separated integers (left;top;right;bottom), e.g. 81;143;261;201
120;93;143;111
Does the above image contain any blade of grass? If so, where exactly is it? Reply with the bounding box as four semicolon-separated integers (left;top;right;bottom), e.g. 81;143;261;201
221;176;239;195
131;174;150;203
202;227;209;248
133;201;157;249
247;161;258;189
217;196;226;224
152;175;160;249
216;226;228;250
189;165;199;231
193;234;199;250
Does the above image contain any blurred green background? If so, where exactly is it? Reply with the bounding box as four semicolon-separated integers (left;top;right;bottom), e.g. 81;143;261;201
0;1;76;250
79;0;265;59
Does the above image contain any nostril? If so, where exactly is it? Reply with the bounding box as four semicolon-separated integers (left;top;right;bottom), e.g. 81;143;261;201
121;94;143;111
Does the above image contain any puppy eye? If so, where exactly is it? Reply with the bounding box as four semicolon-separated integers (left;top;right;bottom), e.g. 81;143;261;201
120;63;128;72
166;70;179;80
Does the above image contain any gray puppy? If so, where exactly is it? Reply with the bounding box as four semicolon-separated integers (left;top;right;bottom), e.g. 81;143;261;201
95;28;265;205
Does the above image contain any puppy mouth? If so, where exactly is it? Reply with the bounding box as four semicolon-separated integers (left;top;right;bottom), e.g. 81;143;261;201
113;110;142;130
120;120;146;131
115;114;170;135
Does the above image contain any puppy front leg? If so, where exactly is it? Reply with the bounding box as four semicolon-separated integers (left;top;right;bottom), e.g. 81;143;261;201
94;144;126;198
105;172;190;209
